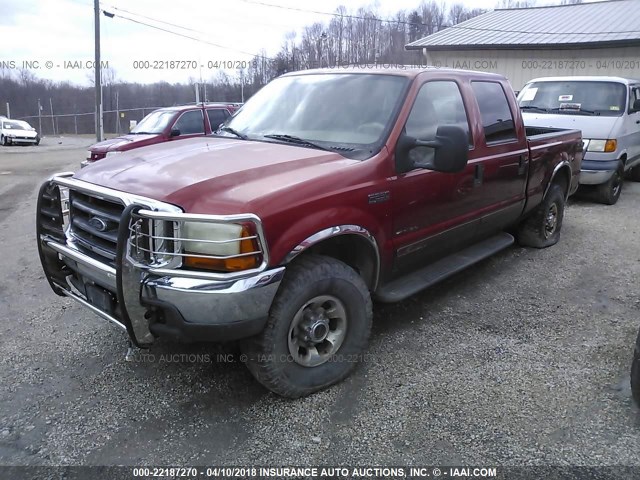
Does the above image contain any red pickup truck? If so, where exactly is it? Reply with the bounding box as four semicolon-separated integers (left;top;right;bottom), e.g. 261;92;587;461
83;102;241;165
37;68;582;398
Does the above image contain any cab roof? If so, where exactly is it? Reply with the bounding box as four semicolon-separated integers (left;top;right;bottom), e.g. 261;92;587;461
283;66;508;81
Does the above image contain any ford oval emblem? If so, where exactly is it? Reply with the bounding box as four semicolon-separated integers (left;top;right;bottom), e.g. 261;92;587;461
88;216;108;232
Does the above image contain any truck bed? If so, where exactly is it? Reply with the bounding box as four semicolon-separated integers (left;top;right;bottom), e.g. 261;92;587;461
525;126;583;204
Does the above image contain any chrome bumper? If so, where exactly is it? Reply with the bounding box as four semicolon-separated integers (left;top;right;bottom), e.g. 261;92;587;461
42;236;284;345
36;175;282;346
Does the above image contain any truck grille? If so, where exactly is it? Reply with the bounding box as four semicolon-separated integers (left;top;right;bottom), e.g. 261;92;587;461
68;190;124;264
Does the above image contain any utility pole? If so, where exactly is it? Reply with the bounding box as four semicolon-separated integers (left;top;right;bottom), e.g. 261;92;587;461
49;98;55;135
5;102;9;118
115;91;119;135
37;99;42;134
94;0;103;142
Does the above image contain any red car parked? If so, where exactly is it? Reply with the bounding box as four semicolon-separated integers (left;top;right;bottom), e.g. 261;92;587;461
83;102;241;166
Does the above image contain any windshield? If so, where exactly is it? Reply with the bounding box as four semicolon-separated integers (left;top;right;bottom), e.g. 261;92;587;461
2;121;27;130
221;73;409;159
131;110;176;134
518;81;626;117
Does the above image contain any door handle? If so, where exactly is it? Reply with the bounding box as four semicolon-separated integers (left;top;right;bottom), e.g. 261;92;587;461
518;155;527;175
474;164;484;187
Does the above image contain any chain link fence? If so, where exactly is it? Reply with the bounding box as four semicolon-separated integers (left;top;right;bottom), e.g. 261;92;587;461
17;107;167;136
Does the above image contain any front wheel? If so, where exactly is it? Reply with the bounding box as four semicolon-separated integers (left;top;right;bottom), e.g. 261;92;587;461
1;135;5;146
516;182;565;248
35;136;40;146
627;164;640;182
596;164;623;205
631;327;640;406
242;254;372;398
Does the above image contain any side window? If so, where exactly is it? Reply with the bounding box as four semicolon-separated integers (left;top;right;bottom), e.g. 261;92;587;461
630;87;640;112
471;81;517;144
174;110;205;135
405;81;470;141
207;109;228;130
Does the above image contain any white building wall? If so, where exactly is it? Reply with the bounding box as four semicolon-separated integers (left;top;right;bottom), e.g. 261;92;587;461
423;46;640;89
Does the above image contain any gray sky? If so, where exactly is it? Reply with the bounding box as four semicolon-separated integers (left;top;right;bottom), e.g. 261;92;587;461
1;0;577;85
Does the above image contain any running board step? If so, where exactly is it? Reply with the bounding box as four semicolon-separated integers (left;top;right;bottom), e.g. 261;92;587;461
375;232;514;303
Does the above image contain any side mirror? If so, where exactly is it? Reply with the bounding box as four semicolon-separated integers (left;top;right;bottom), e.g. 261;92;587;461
396;125;469;174
632;99;640;113
170;128;181;137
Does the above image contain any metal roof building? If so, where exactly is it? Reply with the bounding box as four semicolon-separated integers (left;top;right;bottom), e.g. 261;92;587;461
406;0;640;88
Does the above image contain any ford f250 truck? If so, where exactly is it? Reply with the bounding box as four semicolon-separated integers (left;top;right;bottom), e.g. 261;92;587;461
37;68;583;398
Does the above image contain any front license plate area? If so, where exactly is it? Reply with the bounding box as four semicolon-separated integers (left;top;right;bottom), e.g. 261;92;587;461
85;284;116;316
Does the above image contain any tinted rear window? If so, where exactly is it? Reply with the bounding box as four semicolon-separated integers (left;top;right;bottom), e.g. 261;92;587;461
471;81;517;144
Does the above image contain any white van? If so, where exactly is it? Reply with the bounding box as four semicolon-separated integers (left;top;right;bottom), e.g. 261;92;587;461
518;76;640;205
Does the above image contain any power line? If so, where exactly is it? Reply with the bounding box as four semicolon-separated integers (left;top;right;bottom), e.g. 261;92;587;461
237;0;429;27
71;0;275;61
238;0;640;35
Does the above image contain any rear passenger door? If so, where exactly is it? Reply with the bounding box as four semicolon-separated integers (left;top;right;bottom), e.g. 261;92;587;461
469;81;529;236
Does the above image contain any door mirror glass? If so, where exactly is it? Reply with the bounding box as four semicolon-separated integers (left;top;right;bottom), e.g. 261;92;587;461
170;128;181;137
397;125;469;173
632;98;640;112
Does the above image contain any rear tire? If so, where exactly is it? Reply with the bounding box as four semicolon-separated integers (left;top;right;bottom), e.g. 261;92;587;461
596;163;623;205
517;183;565;249
241;254;372;398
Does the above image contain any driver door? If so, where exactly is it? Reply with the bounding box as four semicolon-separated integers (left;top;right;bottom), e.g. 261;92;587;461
390;79;481;276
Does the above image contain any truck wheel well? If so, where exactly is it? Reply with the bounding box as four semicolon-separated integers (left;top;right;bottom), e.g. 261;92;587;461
620;154;627;166
551;167;570;197
301;235;378;291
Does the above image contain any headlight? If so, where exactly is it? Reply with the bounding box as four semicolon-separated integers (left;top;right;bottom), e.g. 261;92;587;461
587;139;617;153
182;221;259;271
105;151;122;158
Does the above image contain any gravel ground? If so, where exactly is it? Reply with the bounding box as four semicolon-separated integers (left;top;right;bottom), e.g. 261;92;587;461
1;140;640;468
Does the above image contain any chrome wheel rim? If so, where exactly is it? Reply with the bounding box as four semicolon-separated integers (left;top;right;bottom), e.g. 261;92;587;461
544;203;559;239
288;295;347;367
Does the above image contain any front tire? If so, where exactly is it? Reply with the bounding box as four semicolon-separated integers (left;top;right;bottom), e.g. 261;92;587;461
1;135;5;146
596;163;623;205
631;327;640;406
242;254;372;398
517;182;565;248
35;136;40;146
627;164;640;182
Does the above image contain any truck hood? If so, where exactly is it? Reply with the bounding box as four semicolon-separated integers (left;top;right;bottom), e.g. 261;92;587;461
522;112;620;140
74;137;356;214
89;134;162;153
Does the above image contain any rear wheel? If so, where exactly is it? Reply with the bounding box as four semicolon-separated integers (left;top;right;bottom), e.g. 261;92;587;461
596;163;623;205
517;182;565;248
241;254;372;398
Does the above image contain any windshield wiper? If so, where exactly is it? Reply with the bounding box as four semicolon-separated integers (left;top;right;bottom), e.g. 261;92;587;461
217;126;248;140
549;107;600;116
263;134;332;152
520;105;549;112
